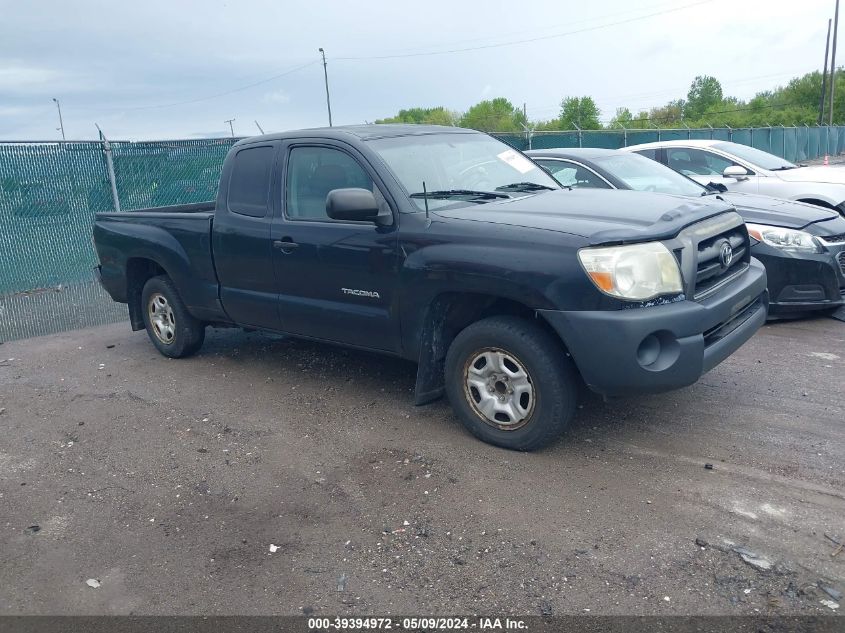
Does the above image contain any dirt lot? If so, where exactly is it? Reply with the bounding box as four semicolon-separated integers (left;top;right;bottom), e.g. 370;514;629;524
0;318;843;616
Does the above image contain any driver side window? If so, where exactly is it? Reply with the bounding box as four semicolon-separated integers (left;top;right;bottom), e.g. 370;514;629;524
666;148;742;176
285;146;375;221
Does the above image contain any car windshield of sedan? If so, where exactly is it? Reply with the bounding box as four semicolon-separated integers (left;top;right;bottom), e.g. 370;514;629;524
368;133;559;211
712;142;797;171
593;153;705;197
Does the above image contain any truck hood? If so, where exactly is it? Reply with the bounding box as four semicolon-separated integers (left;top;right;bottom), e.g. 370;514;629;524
432;189;735;244
715;192;839;229
774;165;845;185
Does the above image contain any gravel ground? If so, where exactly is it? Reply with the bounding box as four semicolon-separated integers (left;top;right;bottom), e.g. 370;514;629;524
0;318;843;616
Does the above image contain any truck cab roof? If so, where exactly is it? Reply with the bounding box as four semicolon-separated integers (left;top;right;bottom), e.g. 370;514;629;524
237;124;479;147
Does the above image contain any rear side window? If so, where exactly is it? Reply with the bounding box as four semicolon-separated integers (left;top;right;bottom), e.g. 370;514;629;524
535;160;611;189
227;145;275;217
633;148;658;160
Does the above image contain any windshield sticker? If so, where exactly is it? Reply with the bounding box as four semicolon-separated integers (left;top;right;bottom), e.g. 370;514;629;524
497;149;535;174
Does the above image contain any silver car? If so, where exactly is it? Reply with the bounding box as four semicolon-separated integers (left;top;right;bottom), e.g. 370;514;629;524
623;139;845;214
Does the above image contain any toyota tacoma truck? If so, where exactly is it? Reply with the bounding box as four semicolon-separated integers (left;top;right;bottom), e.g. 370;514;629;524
93;125;768;451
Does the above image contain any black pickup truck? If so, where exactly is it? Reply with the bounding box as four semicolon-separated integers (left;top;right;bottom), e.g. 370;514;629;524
94;125;768;450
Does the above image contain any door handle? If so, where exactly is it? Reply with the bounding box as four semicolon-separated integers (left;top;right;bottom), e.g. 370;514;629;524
273;239;299;253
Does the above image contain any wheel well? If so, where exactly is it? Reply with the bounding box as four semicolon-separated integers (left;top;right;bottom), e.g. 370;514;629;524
126;258;167;331
796;198;836;209
413;292;567;404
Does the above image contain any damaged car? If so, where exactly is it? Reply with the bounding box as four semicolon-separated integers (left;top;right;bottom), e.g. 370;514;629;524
529;147;845;317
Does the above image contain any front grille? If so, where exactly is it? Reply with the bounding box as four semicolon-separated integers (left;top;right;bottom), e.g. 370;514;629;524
703;296;762;347
838;251;845;276
820;233;845;244
694;226;749;298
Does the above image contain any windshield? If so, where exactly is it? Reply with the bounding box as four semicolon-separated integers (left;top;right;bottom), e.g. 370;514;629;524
713;141;797;170
367;133;559;211
593;153;706;196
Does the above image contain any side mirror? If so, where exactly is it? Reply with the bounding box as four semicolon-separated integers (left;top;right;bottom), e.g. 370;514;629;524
723;165;749;180
326;188;389;224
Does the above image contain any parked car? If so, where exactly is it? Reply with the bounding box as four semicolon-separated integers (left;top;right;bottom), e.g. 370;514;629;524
94;125;767;451
622;139;845;214
528;148;845;317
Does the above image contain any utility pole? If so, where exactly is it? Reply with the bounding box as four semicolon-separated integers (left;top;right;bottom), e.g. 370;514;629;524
318;47;333;126
820;18;832;124
224;118;236;137
830;0;840;126
254;120;265;134
52;98;65;141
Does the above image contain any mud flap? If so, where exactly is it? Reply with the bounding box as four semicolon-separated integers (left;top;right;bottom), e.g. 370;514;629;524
414;358;445;405
413;301;449;405
831;305;845;322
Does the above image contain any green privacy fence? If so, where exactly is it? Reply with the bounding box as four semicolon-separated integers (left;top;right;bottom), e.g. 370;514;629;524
0;138;239;296
1;126;844;341
495;125;845;163
0;137;239;341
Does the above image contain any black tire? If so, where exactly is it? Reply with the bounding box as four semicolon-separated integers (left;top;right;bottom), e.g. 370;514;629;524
140;275;205;358
444;316;577;451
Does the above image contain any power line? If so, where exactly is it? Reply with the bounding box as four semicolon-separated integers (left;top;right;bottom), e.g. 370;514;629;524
42;0;713;123
79;60;319;112
362;0;704;57
334;0;715;61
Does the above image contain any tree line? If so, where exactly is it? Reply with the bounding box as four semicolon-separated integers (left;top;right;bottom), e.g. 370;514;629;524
374;70;845;132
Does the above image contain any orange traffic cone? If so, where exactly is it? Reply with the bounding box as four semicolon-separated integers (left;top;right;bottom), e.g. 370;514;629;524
824;154;830;165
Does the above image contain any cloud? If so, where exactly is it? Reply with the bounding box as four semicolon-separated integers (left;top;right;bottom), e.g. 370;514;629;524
0;62;60;93
0;0;833;140
0;105;35;117
263;90;291;104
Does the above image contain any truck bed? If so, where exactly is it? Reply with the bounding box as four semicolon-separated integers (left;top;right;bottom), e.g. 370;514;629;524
125;201;216;215
93;206;223;324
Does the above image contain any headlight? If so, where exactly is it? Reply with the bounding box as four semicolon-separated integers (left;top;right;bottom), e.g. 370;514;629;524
746;223;821;253
578;242;683;301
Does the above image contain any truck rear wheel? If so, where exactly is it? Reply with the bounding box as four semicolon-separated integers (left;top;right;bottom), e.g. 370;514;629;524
141;275;205;358
444;316;577;451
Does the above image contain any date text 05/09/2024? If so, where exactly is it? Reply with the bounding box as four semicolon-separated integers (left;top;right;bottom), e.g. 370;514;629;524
307;617;528;631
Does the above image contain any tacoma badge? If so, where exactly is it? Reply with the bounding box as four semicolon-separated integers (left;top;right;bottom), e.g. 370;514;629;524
342;288;381;299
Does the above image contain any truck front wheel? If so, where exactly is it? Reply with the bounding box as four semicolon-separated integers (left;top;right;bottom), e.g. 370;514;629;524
444;316;577;451
141;275;205;358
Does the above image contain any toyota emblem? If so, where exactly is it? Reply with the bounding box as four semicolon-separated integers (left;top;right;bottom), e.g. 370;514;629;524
719;241;734;268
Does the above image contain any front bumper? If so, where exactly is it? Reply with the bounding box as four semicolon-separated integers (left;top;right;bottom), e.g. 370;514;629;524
539;259;768;397
752;244;845;315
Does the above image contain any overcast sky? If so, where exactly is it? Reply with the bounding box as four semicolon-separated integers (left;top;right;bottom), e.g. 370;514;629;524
0;0;838;140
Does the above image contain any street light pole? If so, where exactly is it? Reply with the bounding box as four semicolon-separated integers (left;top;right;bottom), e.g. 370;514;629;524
224;118;236;137
52;98;65;141
318;47;333;127
830;0;840;126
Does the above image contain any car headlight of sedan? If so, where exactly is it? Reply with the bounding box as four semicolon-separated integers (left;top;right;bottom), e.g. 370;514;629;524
745;223;821;253
578;242;683;301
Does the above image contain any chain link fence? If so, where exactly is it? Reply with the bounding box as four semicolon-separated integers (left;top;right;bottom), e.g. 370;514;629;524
2;127;845;342
0;137;239;341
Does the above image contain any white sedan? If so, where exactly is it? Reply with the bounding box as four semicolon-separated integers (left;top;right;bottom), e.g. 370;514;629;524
623;139;845;214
